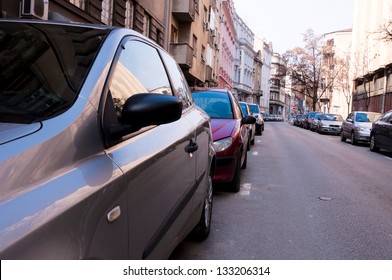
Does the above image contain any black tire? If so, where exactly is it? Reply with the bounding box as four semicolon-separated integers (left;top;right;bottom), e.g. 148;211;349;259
229;155;241;192
350;132;357;145
370;134;380;152
190;171;213;241
340;131;346;142
241;149;247;169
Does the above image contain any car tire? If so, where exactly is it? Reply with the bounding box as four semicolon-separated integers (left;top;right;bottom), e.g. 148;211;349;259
241;149;248;170
229;155;241;192
340;131;346;142
350;132;357;145
190;171;213;241
370;134;380;152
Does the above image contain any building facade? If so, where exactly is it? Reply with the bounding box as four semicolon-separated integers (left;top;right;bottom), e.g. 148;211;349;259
254;37;273;113
351;0;392;113
217;0;236;91
321;29;352;118
233;12;255;102
270;53;286;116
1;0;275;102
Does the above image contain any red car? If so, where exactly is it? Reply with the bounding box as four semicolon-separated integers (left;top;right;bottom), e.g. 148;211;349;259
192;89;255;192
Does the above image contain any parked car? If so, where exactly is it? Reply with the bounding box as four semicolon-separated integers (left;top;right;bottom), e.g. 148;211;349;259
316;113;344;134
288;115;296;125
304;111;320;129
310;113;323;131
248;103;264;135
370;110;392;153
239;102;256;144
294;114;303;126
262;113;270;121
341;111;382;145
299;113;308;128
192;89;255;192
0;20;215;259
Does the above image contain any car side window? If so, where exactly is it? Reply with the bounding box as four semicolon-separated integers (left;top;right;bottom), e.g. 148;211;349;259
160;51;193;109
101;39;175;147
108;39;173;121
232;97;243;119
382;112;392;122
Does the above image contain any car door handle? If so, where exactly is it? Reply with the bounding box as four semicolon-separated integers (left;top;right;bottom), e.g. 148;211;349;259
185;139;198;153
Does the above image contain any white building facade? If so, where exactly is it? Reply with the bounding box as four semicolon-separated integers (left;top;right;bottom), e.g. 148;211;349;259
254;37;273;113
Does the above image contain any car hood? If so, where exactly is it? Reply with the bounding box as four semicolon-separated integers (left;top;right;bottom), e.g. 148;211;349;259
0;123;42;144
356;122;372;129
321;121;343;125
210;119;237;141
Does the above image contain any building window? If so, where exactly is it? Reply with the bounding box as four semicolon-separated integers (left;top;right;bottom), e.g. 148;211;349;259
70;0;85;10
143;13;151;37
201;45;206;64
125;1;134;29
192;35;198;57
194;0;199;14
170;25;178;43
101;0;113;25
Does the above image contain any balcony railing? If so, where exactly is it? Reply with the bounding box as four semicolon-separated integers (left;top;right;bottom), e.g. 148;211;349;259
172;0;195;22
170;43;193;69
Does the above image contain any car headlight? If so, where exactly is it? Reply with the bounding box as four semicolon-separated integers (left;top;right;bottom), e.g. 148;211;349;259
355;126;367;132
213;137;233;152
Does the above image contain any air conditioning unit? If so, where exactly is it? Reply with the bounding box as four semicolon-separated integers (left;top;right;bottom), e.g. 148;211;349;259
21;0;49;20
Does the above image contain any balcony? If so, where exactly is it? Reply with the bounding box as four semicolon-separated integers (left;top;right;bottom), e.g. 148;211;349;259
172;0;195;22
170;43;193;69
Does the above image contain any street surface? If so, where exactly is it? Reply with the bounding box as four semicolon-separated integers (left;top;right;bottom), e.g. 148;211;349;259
171;121;392;259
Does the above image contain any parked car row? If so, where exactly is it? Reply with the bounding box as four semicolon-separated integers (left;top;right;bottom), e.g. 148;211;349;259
291;110;392;153
293;112;344;135
192;89;258;192
340;110;392;154
264;114;284;121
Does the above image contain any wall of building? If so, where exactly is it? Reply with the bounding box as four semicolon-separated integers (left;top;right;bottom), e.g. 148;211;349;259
351;0;392;113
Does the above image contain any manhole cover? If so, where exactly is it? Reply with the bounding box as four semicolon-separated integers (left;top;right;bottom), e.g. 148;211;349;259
319;196;333;201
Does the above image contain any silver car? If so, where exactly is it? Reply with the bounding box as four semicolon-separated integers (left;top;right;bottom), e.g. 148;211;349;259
316;114;344;135
248;103;264;135
0;20;215;259
341;111;382;145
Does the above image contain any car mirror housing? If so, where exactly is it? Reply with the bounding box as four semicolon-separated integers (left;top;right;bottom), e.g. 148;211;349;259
347;118;353;123
121;93;183;128
242;115;256;125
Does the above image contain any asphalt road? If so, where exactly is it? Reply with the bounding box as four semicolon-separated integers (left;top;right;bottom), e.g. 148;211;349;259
170;121;392;260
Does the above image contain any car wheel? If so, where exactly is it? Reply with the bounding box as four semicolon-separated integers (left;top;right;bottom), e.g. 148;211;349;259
350;132;357;145
190;171;213;241
370;134;380;152
229;155;241;192
340;131;346;142
241;149;248;170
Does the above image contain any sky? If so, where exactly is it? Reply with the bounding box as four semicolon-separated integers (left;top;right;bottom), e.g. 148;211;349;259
233;0;355;54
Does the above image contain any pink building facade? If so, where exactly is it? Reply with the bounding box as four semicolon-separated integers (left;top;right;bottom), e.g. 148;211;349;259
218;0;236;91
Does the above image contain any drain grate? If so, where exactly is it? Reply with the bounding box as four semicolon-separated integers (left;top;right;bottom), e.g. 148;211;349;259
319;196;333;201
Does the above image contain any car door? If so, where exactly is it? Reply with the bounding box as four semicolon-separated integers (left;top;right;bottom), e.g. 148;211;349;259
376;111;392;149
159;50;213;213
343;112;354;137
100;38;196;259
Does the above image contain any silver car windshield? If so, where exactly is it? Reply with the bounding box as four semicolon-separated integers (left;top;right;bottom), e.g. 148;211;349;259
0;22;110;124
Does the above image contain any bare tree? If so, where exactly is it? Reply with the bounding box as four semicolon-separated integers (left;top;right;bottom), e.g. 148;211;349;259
333;52;352;114
380;20;392;41
284;29;342;111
